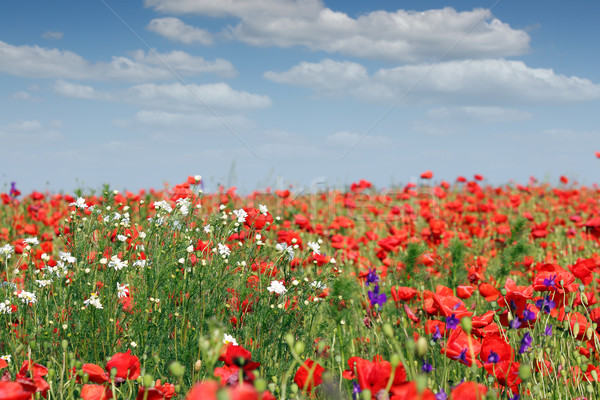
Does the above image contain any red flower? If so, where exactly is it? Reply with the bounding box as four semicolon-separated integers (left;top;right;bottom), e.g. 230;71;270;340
293;359;325;393
343;356;406;397
451;381;488;400
136;380;175;400
219;344;261;371
81;384;113;400
0;380;37;400
105;349;141;381
420;170;433;179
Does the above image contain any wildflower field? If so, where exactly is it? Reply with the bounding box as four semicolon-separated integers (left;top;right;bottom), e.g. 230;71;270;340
2;174;600;400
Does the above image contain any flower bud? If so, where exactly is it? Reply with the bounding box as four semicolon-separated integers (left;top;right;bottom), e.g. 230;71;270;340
415;337;428;358
519;364;532;380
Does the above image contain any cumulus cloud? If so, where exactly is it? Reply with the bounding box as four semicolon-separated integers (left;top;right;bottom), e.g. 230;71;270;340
426;106;533;122
325;131;392;147
122;82;272;113
0;120;64;142
54;80;271;116
53;80;111;100
42;31;64;40
145;1;529;62
265;58;600;104
147;17;213;45
0;40;236;81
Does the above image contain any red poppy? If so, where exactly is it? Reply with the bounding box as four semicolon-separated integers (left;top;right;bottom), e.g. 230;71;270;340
105;349;141;381
451;381;488;400
480;333;514;364
81;384;113;400
420;170;433;179
293;359;325;393
343;355;406;397
219;344;261;371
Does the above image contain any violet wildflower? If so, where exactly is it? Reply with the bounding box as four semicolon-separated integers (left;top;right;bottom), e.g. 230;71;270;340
535;295;556;314
544;324;553;336
352;381;362;399
452;301;462;310
458;347;468;363
432;326;442;342
522;307;536;322
509;316;522;329
435;390;448;400
487;350;499;364
422;360;433;373
446;314;459;330
365;269;379;286
9;182;19;198
543;275;556;289
519;332;533;354
368;284;387;309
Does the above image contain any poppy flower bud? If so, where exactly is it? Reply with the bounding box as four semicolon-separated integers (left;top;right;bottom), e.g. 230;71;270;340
390;354;401;367
194;360;202;371
416;337;428;358
61;340;68;350
294;341;305;355
591;369;598;381
255;378;267;392
143;374;154;388
383;323;394;338
519;364;532;380
168;361;185;378
573;323;580;338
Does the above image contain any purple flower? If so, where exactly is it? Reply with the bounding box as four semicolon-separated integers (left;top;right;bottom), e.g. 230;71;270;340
446;314;459;330
435;390;448;400
422;360;433;373
509;316;522;330
365;269;379;286
519;332;533;354
368;284;387;309
522;307;536;322
458;347;468;363
452;301;462;310
487;350;499;364
510;395;520;400
544;324;553;336
432;326;442;342
352;381;362;399
535;295;556;314
9;181;19;198
543;275;556;289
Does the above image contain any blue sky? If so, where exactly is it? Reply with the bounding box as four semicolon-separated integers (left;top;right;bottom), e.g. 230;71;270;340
1;0;599;194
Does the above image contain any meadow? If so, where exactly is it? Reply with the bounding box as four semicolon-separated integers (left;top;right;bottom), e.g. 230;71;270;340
1;174;600;400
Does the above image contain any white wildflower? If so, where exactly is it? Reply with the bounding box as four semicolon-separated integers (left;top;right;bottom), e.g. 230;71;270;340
307;241;321;256
0;354;11;363
0;302;12;314
153;200;173;213
203;224;212;234
36;279;53;288
176;198;191;216
69;197;88;209
23;237;39;245
83;293;103;309
59;251;76;264
275;242;295;260
117;282;129;298
223;333;238;346
108;256;128;271
117;234;127;242
17;291;37;304
311;281;327;290
1;244;14;259
217;243;231;257
133;259;146;268
259;204;268;215
267;280;287;295
233;209;248;223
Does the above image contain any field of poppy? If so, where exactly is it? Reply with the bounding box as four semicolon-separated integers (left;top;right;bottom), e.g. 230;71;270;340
1;173;600;399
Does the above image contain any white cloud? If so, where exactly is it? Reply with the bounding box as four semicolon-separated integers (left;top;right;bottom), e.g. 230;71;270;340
42;31;64;40
265;58;600;104
122;82;272;113
325;131;392;147
426;106;533;122
53;80;111;100
145;2;529;62
147;17;213;45
118;110;251;132
0;120;64;142
0;40;235;81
